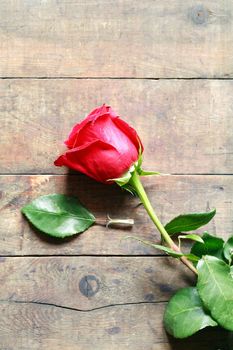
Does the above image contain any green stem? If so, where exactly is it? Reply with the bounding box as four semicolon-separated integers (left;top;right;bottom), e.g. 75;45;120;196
129;171;197;275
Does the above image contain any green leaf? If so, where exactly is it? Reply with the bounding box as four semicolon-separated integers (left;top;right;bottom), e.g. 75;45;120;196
179;234;204;244
223;236;233;264
231;266;233;278
165;209;216;235
191;232;224;259
21;194;95;238
197;255;233;331
124;236;182;257
164;287;217;338
124;236;199;261
184;253;201;262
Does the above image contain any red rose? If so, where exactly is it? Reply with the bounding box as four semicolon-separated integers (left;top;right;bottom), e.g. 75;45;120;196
54;105;143;183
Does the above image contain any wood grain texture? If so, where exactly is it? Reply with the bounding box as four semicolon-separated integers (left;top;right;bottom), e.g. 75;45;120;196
0;257;227;350
0;175;232;256
1;79;233;174
0;257;194;307
1;0;232;348
0;1;232;78
0;302;227;350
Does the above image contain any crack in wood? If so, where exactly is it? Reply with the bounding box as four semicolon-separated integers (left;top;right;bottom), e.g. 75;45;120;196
0;299;167;313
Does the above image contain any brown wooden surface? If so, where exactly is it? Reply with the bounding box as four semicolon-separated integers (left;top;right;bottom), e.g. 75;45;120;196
0;1;233;78
0;303;227;350
0;257;228;350
0;175;232;256
0;257;194;307
0;0;232;349
1;79;233;174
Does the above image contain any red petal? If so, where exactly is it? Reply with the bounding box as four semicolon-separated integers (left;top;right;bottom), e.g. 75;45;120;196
54;140;132;183
113;117;143;153
65;105;118;148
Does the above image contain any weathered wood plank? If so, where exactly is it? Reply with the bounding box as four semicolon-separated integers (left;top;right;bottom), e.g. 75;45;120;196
0;1;232;78
0;257;227;349
0;302;227;350
0;257;194;307
1;79;233;174
0;175;232;256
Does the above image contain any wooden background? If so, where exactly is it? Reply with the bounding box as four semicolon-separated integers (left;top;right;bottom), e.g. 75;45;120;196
0;1;232;349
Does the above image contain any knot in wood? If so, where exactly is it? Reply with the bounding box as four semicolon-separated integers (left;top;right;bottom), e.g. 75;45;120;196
79;275;100;297
189;5;209;25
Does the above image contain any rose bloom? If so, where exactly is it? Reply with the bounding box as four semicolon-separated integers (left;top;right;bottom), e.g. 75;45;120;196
54;105;143;183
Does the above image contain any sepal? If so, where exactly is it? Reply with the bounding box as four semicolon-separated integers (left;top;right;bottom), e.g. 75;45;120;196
110;164;136;187
135;153;160;177
111;153;159;191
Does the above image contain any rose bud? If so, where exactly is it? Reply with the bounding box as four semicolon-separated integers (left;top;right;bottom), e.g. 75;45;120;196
54;105;143;184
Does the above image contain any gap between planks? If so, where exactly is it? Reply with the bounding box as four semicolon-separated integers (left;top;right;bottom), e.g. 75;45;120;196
0;173;232;176
0;255;172;258
1;77;233;80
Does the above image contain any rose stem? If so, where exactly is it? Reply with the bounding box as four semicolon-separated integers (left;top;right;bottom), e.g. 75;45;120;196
129;171;198;275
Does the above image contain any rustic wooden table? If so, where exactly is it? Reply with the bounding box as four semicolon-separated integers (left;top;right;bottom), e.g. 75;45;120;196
0;1;232;349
